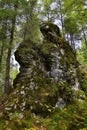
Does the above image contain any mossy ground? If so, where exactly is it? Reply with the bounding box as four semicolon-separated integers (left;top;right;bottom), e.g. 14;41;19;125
1;100;87;130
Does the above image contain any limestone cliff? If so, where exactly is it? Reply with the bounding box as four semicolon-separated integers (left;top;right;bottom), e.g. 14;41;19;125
2;22;85;118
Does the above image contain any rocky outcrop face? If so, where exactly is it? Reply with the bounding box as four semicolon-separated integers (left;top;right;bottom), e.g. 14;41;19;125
3;22;83;117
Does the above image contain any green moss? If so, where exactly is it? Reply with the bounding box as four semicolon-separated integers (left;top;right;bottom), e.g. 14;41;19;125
78;66;87;96
40;41;56;54
3;111;35;130
2;100;87;130
0;119;4;129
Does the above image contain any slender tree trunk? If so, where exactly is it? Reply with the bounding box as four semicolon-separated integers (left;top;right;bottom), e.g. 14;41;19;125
70;34;75;51
70;35;73;47
4;4;18;94
0;42;4;70
59;0;63;30
0;21;7;71
66;34;70;42
82;26;87;47
23;27;27;42
4;48;12;93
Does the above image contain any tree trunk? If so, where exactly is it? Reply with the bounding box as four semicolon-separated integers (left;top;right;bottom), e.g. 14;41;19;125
82;26;87;47
59;0;63;30
4;4;18;94
0;21;7;71
0;42;4;71
4;48;12;93
70;34;75;50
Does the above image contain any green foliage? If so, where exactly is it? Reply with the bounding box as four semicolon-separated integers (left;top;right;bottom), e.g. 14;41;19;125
39;0;56;21
77;43;87;67
45;102;87;130
0;120;4;130
78;66;87;96
77;42;87;95
2;100;87;130
64;14;79;35
3;111;35;130
10;68;19;82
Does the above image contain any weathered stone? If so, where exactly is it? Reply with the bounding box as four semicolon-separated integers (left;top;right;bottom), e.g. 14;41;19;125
55;98;66;108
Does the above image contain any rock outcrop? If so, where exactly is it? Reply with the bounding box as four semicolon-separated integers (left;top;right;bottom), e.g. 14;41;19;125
2;22;84;118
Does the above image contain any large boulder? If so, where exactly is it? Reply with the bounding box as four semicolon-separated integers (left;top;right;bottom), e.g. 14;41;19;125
2;22;83;118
